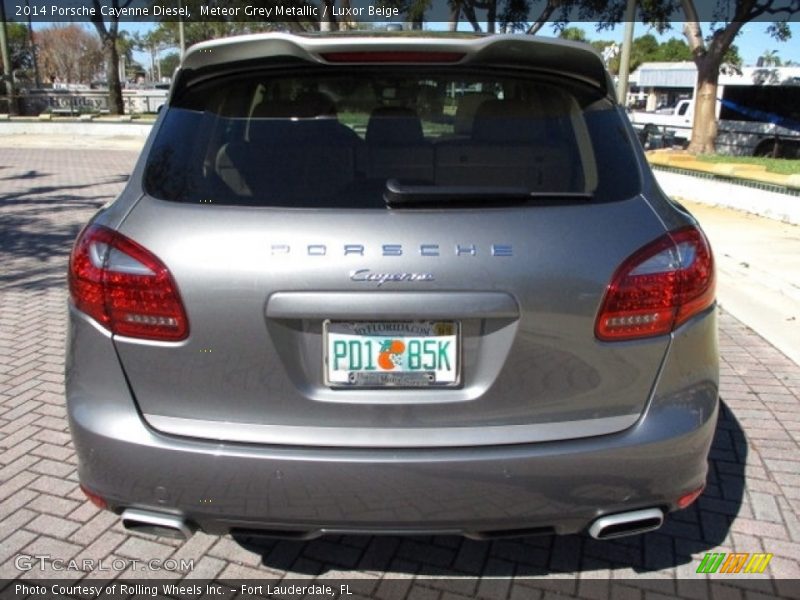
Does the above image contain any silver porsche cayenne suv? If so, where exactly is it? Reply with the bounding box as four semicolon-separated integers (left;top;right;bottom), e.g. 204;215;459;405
66;33;717;541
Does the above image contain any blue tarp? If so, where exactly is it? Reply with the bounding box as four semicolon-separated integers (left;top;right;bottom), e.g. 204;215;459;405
720;98;800;133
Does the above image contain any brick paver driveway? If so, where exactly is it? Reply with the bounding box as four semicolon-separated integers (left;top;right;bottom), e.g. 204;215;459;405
1;147;800;596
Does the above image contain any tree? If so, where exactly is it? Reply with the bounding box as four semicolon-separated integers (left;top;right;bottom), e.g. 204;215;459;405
145;0;301;51
558;26;587;42
657;37;693;62
603;33;659;74
0;21;32;110
527;0;563;34
148;0;318;42
320;0;339;31
0;1;14;114
35;25;103;85
758;49;782;66
132;30;170;82
148;21;267;49
90;0;133;114
677;4;794;154
634;33;660;60
384;1;799;152
7;23;33;74
387;0;530;33
527;0;797;153
160;52;181;80
117;31;136;73
602;34;692;74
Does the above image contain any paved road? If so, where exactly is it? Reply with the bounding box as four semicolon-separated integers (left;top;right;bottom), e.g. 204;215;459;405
1;147;800;596
682;200;800;368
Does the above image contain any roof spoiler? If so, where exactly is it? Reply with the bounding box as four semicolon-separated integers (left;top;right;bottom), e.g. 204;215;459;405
176;33;612;98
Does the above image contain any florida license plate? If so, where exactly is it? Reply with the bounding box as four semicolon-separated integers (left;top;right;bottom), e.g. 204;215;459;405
324;321;459;387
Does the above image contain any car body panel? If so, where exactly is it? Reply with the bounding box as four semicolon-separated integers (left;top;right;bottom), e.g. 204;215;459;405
110;195;676;447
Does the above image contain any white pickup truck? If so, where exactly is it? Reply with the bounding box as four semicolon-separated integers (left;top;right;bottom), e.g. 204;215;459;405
629;85;800;157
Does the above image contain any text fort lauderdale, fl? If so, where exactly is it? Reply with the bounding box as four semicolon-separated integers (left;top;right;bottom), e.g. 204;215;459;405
17;583;354;597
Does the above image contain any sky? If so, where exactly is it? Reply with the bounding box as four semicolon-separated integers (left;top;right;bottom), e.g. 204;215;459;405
556;21;800;65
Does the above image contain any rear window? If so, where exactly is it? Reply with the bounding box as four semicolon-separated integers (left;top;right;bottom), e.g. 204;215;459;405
144;67;641;208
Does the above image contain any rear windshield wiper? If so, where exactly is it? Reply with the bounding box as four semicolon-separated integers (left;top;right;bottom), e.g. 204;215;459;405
383;180;594;208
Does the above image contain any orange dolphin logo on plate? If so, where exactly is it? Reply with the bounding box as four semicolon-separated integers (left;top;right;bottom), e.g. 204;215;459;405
378;340;405;370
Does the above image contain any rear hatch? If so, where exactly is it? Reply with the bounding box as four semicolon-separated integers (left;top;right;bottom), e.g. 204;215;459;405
109;36;675;447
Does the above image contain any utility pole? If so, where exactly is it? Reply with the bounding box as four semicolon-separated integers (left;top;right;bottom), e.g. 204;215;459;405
0;0;16;115
616;0;637;106
150;43;156;83
178;0;185;59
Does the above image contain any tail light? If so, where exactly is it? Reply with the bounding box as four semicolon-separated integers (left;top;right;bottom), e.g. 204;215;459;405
676;484;706;509
79;484;108;510
595;225;714;341
68;224;189;341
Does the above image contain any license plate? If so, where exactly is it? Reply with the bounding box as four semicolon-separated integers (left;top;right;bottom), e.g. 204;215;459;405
324;321;459;388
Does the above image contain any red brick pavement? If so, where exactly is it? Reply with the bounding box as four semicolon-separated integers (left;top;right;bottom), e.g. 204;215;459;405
1;147;799;596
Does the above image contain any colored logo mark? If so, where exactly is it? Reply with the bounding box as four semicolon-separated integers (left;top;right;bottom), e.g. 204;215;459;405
378;340;405;370
696;552;773;574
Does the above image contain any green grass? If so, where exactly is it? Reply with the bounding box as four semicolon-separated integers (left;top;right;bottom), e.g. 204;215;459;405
695;154;800;175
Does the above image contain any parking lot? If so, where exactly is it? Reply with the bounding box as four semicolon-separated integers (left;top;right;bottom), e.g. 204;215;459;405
1;146;800;596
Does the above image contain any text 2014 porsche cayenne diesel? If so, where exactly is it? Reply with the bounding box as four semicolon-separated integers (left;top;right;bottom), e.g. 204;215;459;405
67;33;717;541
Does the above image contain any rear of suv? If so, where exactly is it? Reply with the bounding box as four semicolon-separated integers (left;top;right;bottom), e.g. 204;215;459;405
66;33;717;541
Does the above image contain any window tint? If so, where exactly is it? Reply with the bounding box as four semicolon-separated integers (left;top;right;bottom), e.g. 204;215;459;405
144;69;641;207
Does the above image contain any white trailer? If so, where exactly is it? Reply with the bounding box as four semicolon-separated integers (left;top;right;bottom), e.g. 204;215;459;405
628;64;800;157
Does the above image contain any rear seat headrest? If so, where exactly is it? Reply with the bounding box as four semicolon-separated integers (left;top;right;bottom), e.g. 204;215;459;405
252;100;297;119
294;91;338;118
249;92;342;143
252;91;337;119
366;106;424;145
472;100;542;143
454;93;495;136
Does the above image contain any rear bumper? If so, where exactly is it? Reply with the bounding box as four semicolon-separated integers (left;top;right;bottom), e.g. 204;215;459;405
71;407;716;538
67;308;718;537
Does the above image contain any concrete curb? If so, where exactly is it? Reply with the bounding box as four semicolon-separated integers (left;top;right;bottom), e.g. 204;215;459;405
647;149;799;190
0;120;153;137
654;168;800;225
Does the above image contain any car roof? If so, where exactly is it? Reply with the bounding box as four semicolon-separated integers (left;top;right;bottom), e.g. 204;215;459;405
180;32;612;96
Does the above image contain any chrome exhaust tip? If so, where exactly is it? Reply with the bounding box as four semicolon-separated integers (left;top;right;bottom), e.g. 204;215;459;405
121;508;194;540
588;508;664;540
